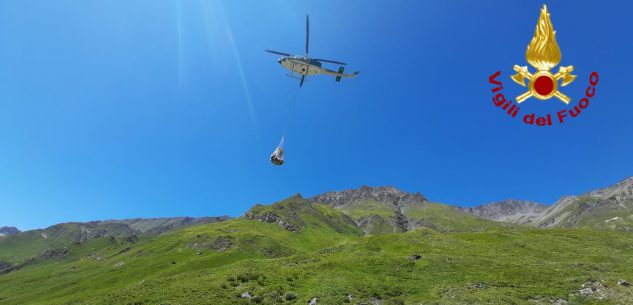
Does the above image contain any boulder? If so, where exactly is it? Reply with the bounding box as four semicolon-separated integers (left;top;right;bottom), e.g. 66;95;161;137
0;262;11;270
471;283;485;289
408;254;422;261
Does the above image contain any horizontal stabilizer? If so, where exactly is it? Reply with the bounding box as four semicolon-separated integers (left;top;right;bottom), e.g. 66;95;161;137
335;67;345;82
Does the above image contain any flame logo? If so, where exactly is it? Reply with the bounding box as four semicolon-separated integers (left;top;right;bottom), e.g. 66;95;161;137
526;5;561;71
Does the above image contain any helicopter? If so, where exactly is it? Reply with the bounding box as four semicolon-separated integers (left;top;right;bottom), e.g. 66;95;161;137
266;15;359;87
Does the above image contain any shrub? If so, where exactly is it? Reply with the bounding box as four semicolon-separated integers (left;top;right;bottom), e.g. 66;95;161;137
385;299;405;305
237;273;260;283
269;291;282;302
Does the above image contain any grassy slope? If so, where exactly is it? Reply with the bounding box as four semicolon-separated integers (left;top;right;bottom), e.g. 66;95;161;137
1;216;633;304
245;198;364;237
0;225;84;263
336;199;508;234
336;200;401;234
0;219;223;264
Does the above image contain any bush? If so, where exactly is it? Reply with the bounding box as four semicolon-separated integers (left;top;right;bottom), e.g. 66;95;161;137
385;299;405;305
285;293;297;301
251;296;264;303
237;273;260;283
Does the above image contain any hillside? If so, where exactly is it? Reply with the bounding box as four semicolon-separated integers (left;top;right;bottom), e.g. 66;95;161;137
459;177;633;231
535;177;633;229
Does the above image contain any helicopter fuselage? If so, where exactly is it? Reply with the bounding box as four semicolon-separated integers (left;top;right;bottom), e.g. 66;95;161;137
278;56;322;76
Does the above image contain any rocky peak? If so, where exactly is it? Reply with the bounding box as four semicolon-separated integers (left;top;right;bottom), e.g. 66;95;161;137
461;199;547;224
308;185;427;208
290;193;304;200
0;226;20;237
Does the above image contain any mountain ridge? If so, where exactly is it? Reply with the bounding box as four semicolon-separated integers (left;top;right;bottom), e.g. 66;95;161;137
7;175;633;237
308;185;427;208
308;175;633;231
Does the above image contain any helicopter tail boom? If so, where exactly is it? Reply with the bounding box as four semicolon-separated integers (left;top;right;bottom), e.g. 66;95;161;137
320;66;359;81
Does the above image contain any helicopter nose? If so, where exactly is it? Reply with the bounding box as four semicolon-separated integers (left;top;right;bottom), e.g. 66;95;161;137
277;58;282;64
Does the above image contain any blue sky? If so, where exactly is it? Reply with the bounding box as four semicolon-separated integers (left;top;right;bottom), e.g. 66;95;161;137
1;1;631;230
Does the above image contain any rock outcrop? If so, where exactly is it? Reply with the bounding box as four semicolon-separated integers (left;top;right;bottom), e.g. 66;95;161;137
460;199;547;224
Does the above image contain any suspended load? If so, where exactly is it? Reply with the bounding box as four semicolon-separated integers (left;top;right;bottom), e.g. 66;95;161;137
270;136;285;165
270;146;284;165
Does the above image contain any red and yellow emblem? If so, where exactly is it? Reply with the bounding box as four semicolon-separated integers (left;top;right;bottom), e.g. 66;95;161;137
511;5;576;104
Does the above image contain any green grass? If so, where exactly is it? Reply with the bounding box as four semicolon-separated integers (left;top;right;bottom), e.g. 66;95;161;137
1;216;633;305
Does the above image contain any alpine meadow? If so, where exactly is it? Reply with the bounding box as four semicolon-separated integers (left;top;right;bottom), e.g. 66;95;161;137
2;178;633;305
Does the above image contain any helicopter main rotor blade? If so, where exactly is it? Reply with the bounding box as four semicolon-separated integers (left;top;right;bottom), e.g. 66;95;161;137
312;58;347;66
265;50;291;56
305;15;310;57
